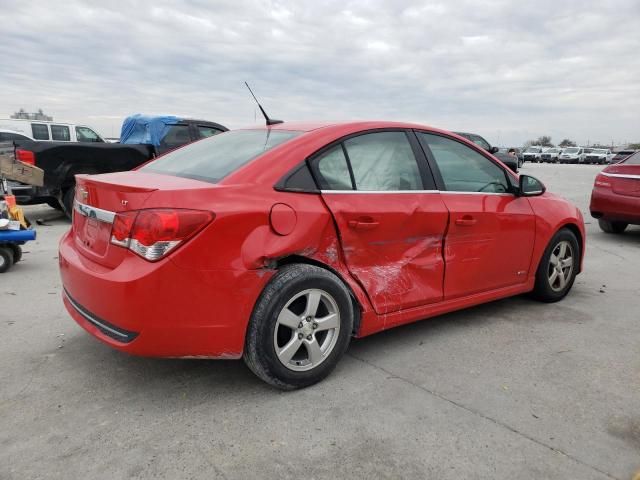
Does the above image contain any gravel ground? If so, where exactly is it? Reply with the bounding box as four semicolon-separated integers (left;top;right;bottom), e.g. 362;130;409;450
1;163;638;479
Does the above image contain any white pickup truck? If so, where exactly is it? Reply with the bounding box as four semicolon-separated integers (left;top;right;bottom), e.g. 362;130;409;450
522;146;543;162
559;147;585;164
584;149;612;164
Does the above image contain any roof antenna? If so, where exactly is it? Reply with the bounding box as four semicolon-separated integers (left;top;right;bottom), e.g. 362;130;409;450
245;82;283;126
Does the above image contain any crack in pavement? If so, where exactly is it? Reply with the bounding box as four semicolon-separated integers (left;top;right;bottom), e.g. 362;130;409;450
347;352;620;480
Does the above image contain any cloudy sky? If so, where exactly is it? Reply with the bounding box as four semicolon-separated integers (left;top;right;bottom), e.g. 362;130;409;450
1;0;638;146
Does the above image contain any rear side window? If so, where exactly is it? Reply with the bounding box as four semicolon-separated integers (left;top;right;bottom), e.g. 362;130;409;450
31;124;49;140
198;126;222;138
418;133;509;193
344;132;423;191
316;145;353;190
142;129;301;183
51;125;70;141
76;126;101;142
160;125;192;148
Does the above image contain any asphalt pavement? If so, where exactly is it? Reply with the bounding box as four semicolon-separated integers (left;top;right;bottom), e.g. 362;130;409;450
1;163;638;479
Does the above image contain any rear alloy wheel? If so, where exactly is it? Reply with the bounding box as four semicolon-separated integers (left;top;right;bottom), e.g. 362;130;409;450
531;229;579;302
598;219;628;234
244;264;353;390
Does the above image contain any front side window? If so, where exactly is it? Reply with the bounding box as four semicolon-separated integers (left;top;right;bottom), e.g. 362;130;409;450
142;129;301;183
418;133;509;193
198;126;223;138
51;125;70;141
76;126;102;142
343;132;423;191
31;124;49;140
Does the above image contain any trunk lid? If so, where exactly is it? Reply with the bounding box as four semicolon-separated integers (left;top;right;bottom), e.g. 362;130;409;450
72;171;214;267
604;164;640;197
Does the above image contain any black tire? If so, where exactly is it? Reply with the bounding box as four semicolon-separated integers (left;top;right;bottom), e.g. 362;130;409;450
0;247;14;273
8;245;22;263
46;199;64;211
62;187;75;219
530;228;580;303
598;219;628;234
244;264;354;390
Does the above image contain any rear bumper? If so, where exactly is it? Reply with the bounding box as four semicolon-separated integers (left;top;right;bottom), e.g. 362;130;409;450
590;187;640;224
8;181;54;204
59;230;273;358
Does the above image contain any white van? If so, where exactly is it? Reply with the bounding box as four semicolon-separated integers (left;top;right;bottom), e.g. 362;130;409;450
0;118;104;143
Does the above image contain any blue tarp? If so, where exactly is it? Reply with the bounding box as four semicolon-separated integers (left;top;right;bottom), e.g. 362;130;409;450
119;114;182;146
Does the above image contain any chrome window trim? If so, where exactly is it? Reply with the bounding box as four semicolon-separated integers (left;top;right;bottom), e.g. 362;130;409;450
439;191;513;196
320;190;440;194
319;189;513;195
74;200;116;224
601;172;640;180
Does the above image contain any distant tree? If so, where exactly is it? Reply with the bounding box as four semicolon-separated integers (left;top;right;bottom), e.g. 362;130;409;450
628;143;640;150
536;136;554;147
558;139;576;148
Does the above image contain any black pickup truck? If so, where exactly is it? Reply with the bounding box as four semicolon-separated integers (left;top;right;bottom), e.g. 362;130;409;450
11;115;227;216
453;131;519;173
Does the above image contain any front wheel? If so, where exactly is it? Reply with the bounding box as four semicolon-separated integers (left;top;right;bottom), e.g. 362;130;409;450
598;219;627;234
244;264;354;390
531;229;579;303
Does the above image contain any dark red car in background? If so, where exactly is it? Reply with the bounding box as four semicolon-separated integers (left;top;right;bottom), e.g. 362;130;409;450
590;151;640;233
59;122;585;389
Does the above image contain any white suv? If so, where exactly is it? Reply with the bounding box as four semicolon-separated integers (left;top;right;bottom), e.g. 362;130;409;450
0;119;104;143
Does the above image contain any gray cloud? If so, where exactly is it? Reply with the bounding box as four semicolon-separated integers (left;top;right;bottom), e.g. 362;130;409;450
1;0;638;145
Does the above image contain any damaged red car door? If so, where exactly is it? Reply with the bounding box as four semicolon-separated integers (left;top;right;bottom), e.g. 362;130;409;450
313;130;449;314
417;132;536;299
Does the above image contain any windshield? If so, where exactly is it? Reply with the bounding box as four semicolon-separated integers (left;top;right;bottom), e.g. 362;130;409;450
564;147;579;154
525;147;541;153
592;149;607;154
142;129;302;183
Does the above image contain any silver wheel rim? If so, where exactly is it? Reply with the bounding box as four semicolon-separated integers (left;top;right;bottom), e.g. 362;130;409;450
273;288;341;372
548;240;574;292
0;255;5;268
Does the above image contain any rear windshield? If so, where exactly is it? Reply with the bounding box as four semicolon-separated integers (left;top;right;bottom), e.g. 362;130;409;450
142;129;301;183
623;152;640;165
564;147;579;153
525;147;541;153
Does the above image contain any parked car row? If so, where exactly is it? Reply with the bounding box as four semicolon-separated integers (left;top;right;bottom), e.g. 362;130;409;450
520;146;636;165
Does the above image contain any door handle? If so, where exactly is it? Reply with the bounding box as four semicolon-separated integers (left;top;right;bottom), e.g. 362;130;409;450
348;219;380;231
455;216;477;227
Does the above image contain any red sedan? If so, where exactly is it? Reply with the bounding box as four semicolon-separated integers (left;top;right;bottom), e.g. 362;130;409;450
59;122;585;389
590;151;640;233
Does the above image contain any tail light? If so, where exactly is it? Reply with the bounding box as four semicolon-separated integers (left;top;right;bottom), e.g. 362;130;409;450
594;174;611;188
15;149;35;165
110;209;214;261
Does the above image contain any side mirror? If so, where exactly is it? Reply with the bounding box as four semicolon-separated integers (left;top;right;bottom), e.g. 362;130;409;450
490;146;500;154
518;174;546;196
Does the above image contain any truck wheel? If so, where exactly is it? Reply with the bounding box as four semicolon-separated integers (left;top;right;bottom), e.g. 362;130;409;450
0;247;14;273
46;199;64;211
62;187;75;219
